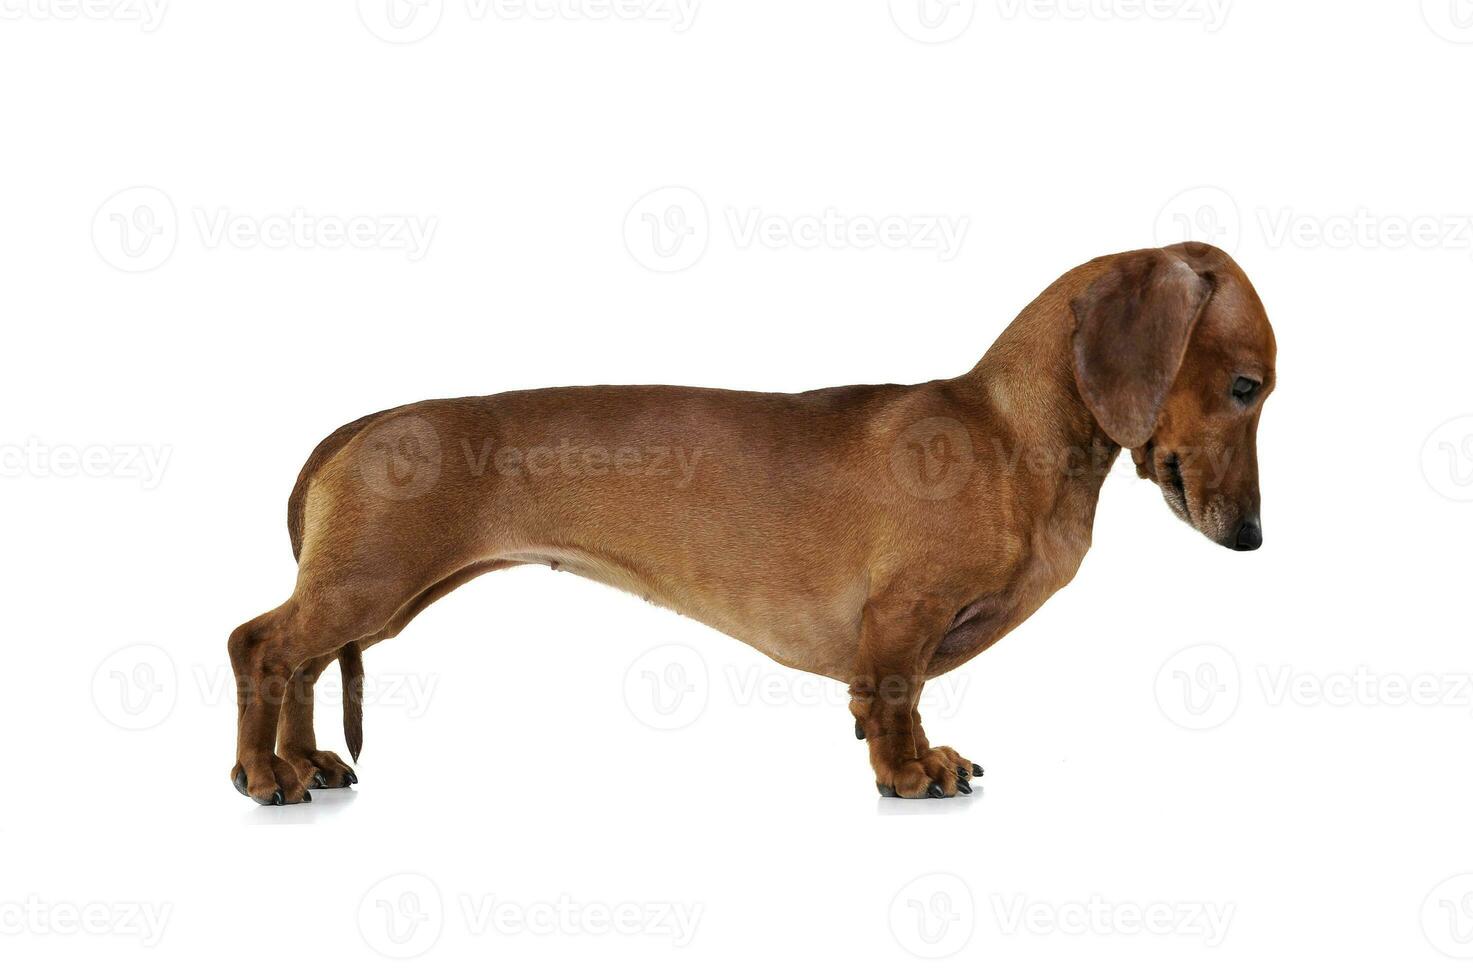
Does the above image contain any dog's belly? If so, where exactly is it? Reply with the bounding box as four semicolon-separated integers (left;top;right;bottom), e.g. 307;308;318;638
501;544;865;680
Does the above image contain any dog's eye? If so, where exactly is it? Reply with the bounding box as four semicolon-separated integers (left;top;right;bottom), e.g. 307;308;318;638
1232;377;1261;403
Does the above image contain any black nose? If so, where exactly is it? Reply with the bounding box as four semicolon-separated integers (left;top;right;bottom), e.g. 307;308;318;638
1234;519;1262;551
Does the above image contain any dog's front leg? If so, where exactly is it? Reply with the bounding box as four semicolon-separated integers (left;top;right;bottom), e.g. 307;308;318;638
911;708;983;788
847;596;966;798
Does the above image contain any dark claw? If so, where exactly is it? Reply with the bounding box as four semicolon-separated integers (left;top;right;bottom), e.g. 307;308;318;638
310;772;327;789
926;782;945;799
956;778;972;795
956;765;968;779
344;770;358;785
876;782;898;798
301;791;312;803
271;790;284;806
972;764;984;777
232;769;248;796
855;720;865;740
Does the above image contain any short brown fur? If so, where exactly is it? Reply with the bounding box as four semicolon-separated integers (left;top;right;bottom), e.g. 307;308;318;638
229;242;1276;803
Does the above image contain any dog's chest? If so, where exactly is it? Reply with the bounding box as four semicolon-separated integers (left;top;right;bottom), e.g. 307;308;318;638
929;500;1094;674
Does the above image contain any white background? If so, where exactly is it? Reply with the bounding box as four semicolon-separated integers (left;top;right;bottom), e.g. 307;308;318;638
4;0;1473;975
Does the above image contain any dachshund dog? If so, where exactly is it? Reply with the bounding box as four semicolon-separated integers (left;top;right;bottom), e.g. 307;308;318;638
229;241;1276;803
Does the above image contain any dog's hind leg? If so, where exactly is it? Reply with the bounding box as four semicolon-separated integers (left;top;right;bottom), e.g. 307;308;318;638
229;582;406;805
231;403;520;804
232;558;516;803
275;649;360;790
229;606;317;805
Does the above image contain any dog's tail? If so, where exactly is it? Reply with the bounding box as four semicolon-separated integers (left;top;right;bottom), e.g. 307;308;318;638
339;642;364;762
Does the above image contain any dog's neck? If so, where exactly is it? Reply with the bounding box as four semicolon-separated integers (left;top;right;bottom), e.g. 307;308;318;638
955;288;1121;516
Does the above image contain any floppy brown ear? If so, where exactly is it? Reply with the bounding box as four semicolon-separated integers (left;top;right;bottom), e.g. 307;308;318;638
1070;250;1215;449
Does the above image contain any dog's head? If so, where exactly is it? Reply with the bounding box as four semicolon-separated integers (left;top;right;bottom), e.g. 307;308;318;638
1070;242;1276;551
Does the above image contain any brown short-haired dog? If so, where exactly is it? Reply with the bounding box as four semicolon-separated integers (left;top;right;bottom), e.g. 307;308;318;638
230;241;1276;804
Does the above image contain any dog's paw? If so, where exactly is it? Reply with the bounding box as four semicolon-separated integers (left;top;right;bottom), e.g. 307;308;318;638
282;749;358;789
873;749;982;799
926;746;983;792
231;757;313;805
873;759;952;799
